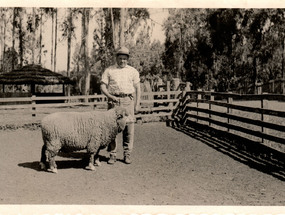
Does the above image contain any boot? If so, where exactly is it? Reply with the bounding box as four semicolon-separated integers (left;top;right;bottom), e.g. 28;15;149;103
107;154;116;164
124;154;131;164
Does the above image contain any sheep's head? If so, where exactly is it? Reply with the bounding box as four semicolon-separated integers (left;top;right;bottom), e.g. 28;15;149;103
115;106;134;132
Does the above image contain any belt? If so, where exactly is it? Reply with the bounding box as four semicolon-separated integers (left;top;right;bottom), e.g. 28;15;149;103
113;93;132;98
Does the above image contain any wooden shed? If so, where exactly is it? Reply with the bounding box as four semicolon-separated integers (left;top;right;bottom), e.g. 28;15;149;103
0;64;74;97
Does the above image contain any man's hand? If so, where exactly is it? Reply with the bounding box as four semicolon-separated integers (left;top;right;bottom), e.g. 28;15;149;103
110;95;119;103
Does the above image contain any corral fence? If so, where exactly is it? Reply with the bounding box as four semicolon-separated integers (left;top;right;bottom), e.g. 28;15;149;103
235;78;285;94
0;81;191;122
1;82;285;169
170;89;285;168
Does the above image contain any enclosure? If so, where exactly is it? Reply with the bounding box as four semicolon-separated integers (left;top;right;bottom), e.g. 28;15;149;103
0;88;285;205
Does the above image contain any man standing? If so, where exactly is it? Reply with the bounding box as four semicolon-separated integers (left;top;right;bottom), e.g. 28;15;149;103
100;46;141;164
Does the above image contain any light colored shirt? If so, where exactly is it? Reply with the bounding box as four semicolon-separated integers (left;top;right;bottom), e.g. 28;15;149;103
101;64;140;95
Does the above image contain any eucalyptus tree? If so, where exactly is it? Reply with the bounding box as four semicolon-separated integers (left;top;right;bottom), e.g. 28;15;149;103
206;9;241;91
54;8;58;72
230;9;283;92
15;7;24;67
65;8;91;95
0;8;12;71
163;8;210;88
12;7;16;70
267;9;285;79
103;8;150;52
60;8;79;77
125;8;150;45
71;8;151;95
50;8;55;69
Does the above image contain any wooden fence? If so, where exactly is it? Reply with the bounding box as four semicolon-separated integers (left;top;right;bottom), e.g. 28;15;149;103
0;82;191;121
235;79;285;94
171;90;285;154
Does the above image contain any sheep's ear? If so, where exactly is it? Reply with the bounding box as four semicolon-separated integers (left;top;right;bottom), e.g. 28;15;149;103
117;114;123;120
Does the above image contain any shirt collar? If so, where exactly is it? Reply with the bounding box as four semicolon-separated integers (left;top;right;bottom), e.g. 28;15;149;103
116;64;128;69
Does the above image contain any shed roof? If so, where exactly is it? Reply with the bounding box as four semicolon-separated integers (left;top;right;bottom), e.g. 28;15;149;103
0;64;74;85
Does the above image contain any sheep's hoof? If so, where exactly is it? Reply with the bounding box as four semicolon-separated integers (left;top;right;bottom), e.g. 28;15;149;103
85;165;96;171
94;160;101;166
39;162;46;170
47;168;58;174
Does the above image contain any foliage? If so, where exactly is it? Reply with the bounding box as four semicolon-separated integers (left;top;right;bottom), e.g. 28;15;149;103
164;8;285;92
3;7;285;94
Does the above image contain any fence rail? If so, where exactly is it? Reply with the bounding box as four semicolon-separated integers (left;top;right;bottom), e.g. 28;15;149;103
172;90;285;153
0;88;188;120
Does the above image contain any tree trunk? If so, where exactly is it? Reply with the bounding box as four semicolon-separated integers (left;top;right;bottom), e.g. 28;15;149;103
39;9;43;65
253;57;258;94
54;8;57;72
281;36;285;79
119;8;125;47
84;9;90;96
81;8;90;96
12;8;16;70
3;17;6;71
0;8;3;70
1;9;7;71
110;8;117;50
32;8;36;64
67;8;72;96
51;9;54;70
18;8;24;67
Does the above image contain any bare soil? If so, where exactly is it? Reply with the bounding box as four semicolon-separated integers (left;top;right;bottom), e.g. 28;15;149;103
0;120;284;205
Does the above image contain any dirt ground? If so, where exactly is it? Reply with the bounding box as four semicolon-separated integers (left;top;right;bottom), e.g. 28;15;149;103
0;121;284;205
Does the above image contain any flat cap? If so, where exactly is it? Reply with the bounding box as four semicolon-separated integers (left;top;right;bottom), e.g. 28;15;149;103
116;46;130;57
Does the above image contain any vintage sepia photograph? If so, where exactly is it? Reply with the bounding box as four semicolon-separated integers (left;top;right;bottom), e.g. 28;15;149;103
0;0;284;214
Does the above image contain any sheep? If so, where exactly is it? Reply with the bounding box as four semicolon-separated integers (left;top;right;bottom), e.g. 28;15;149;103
39;106;131;173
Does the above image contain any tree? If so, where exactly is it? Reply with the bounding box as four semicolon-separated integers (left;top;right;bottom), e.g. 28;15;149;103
18;8;25;67
60;8;78;95
54;8;58;72
12;8;16;70
0;8;11;71
80;8;91;95
164;8;210;87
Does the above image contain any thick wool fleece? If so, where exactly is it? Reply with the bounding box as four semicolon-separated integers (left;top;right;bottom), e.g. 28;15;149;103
41;109;119;154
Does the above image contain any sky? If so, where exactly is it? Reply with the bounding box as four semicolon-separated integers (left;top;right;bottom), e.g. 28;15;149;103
148;8;169;43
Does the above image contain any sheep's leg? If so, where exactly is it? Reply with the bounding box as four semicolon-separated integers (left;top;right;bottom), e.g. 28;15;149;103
46;150;58;174
85;153;96;171
94;150;101;166
39;145;47;170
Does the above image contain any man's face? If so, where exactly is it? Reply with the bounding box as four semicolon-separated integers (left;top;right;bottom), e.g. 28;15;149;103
116;54;128;68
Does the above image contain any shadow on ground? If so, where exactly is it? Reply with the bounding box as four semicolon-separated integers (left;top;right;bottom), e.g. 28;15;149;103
170;121;285;182
18;152;112;172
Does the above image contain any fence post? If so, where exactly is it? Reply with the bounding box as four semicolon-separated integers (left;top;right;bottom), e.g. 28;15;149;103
183;82;191;96
166;81;173;110
227;92;233;132
261;93;269;145
197;89;202;123
257;83;262;95
209;89;215;127
269;80;274;93
31;95;36;117
166;81;170;96
93;93;97;109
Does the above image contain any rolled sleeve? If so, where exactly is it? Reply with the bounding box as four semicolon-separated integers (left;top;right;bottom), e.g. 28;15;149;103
101;70;109;85
133;70;140;85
